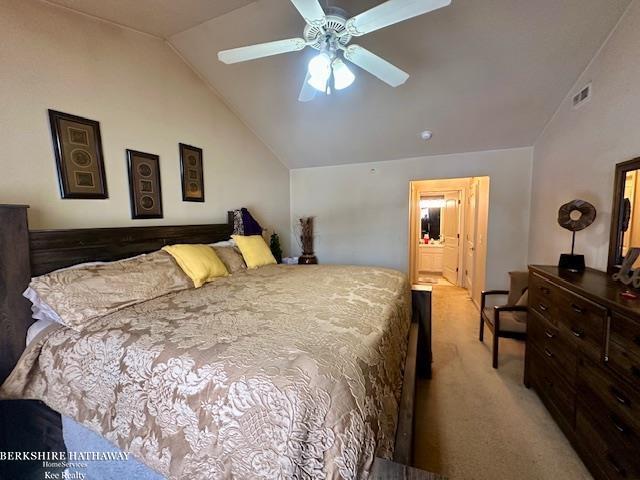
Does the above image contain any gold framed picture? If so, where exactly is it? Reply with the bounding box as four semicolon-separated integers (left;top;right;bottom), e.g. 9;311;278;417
126;150;163;219
48;110;108;199
179;143;204;202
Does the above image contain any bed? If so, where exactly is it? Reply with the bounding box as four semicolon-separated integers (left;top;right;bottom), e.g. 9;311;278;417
0;206;425;479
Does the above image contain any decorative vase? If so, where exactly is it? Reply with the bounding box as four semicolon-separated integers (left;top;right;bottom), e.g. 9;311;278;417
298;254;318;265
298;217;317;265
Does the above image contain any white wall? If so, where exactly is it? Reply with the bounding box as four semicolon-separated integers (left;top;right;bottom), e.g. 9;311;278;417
291;147;533;290
0;0;290;252
529;1;640;270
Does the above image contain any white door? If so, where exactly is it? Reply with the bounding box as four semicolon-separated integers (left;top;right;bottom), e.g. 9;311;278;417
442;192;459;284
465;182;478;294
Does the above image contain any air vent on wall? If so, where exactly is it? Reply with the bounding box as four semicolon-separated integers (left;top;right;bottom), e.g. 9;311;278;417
573;83;592;109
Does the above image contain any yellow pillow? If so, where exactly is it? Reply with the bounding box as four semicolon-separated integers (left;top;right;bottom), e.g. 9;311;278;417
232;235;277;269
162;244;228;288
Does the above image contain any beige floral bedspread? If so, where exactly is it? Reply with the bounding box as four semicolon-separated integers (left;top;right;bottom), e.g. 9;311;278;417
1;265;411;480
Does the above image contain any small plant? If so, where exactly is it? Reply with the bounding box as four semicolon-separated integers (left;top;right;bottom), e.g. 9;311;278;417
270;232;283;264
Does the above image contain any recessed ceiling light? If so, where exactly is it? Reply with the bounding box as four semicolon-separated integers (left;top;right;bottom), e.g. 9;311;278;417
420;130;433;141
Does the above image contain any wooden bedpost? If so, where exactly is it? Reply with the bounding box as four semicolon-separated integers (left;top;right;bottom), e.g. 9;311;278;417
0;204;32;385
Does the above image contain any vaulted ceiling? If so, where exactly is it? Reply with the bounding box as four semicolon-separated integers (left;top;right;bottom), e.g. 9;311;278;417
46;0;256;37
47;0;631;168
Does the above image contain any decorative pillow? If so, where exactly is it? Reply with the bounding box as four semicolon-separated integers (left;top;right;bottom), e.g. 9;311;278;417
241;208;263;236
232;235;277;269
213;246;247;274
514;289;529;323
508;271;529;306
162;244;229;287
232;210;244;235
27;250;192;331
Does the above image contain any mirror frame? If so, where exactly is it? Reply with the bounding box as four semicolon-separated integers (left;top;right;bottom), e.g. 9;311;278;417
608;156;640;274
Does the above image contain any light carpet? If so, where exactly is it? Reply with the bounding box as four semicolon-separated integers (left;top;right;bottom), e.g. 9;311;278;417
412;285;593;480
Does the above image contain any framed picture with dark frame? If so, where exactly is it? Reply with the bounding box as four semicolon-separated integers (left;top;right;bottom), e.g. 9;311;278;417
179;143;204;202
126;149;163;219
48;109;108;199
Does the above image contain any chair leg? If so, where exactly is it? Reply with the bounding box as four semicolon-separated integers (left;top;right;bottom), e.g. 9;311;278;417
479;293;486;342
492;309;500;369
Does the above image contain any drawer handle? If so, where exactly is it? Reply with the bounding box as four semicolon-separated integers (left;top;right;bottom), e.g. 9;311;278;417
610;415;628;434
570;328;584;338
606;453;626;476
538;303;549;312
631;366;640;379
571;303;584;314
539;286;551;295
544;330;555;339
634;335;640;347
544;348;554;358
610;387;630;407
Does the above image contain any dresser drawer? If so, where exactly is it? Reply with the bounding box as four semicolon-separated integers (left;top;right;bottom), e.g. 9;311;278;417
528;345;575;429
529;273;557;322
528;310;577;384
609;313;640;388
554;286;607;361
611;312;640;350
576;402;640;480
608;341;640;392
579;384;640;454
578;358;640;435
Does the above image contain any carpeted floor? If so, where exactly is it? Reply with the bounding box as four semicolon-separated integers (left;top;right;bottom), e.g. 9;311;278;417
412;285;593;480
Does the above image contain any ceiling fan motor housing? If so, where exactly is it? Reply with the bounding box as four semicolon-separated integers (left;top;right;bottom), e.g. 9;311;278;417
304;7;352;50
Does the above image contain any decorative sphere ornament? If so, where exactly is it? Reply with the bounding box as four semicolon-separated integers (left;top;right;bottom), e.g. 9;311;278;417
557;199;596;272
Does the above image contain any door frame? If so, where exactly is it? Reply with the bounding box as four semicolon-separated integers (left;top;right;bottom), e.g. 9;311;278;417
464;179;480;294
409;182;466;286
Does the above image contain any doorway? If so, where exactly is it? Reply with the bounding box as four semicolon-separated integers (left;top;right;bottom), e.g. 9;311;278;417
408;177;490;307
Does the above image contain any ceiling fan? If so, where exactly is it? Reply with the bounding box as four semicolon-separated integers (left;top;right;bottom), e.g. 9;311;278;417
217;0;452;102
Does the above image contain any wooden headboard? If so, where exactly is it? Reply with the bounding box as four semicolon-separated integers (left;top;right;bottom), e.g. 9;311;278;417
0;205;234;383
30;215;234;276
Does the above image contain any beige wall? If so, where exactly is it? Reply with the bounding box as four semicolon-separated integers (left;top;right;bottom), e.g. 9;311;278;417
0;0;290;252
529;1;640;270
290;147;532;292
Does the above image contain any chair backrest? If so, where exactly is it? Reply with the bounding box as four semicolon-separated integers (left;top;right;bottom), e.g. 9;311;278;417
508;271;529;305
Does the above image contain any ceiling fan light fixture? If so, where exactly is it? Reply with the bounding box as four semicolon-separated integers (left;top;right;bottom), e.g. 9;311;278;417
307;52;332;93
307;73;329;93
332;58;355;90
308;52;331;80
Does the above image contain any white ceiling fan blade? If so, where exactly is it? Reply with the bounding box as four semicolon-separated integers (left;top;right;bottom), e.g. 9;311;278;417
345;0;451;37
344;45;409;87
298;71;317;102
218;38;307;64
290;0;326;26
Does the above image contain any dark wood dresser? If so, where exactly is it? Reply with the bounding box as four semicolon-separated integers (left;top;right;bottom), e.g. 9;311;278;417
526;266;640;480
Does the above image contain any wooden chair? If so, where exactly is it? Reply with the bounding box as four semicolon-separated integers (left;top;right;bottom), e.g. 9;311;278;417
479;271;528;368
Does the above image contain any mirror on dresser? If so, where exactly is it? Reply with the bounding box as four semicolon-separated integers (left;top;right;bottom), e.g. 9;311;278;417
608;157;640;274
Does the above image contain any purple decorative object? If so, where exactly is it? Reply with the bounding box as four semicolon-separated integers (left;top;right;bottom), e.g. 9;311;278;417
241;208;263;235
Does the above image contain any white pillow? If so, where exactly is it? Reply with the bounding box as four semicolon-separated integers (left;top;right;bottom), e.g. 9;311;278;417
25;287;64;325
209;239;236;248
26;318;57;346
